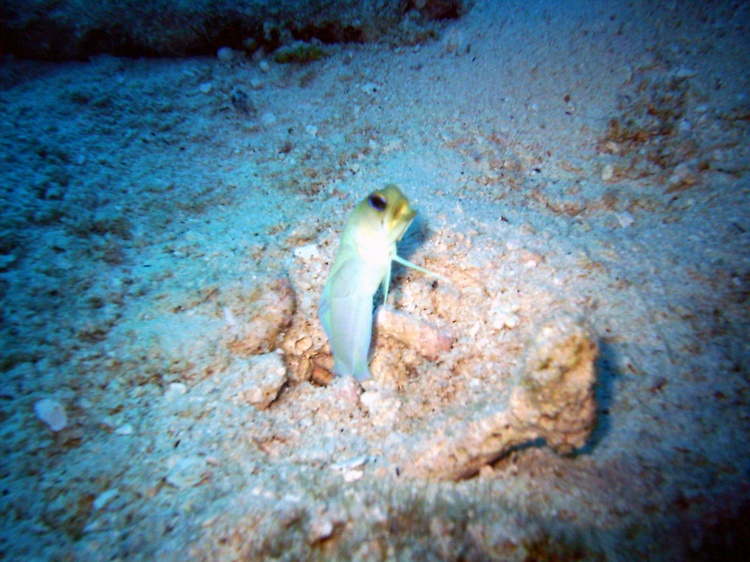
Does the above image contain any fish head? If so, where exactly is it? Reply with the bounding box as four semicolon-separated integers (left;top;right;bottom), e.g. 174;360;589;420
348;184;416;251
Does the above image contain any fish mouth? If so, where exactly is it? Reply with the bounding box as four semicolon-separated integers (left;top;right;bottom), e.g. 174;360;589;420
388;205;417;241
389;199;416;239
392;198;416;225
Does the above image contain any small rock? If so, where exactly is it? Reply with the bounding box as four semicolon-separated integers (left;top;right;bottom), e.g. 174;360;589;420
294;336;313;354
165;382;188;400
308;517;334;544
670;161;695;182
601;163;614;181
674;67;697;78
616;212;635;228
166;456;207;488
260;111;277;126
492;310;520;330
360;390;401;427
34;398;67;432
375;307;453;362
293;243;320;261
490;298;521;330
401;312;598;480
217;46;235;62
227;352;288;409
93;489;119;511
311;363;334;386
331;455;370;472
115;423;133;435
519;250;542;268
259;60;271;73
305;124;318;137
360;83;380;95
231;89;254;115
223;307;237;326
343;469;363;482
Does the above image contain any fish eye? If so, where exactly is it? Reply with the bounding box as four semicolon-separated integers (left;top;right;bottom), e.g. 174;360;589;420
368;193;387;211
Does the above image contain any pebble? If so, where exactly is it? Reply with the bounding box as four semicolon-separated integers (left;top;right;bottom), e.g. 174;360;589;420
305;124;318;137
675;67;697;78
34;398;67;432
494;311;520;330
520;251;542;268
228;353;288;410
260;111;277;126
308;517;334;543
165;382;188;400
343;469;363;482
670;161;694;183
490;300;521;330
293;243;320;261
601;163;614;181
616;212;635;228
166;456;207;488
360;390;400;427
93;489;119;511
115;423;134;435
217;46;235;62
223;306;237;326
259;60;271;73
331;455;371;472
360;83;379;95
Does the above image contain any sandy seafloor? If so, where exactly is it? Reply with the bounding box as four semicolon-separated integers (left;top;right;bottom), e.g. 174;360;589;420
1;0;750;560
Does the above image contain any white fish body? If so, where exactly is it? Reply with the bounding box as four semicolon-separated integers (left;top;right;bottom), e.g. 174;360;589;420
319;185;445;380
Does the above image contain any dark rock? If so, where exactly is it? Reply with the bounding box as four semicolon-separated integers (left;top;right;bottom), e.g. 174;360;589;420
0;0;469;61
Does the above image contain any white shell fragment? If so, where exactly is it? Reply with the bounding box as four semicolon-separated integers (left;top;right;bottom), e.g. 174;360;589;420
34;398;67;432
293;243;320;261
93;489;119;511
114;423;134;435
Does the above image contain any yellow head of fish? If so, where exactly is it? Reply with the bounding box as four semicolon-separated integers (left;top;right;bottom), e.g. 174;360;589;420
344;184;416;255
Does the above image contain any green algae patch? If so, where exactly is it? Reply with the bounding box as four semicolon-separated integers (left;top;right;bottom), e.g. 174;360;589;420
274;42;329;64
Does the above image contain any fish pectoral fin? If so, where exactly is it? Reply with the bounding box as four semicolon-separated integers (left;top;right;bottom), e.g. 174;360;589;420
381;262;391;305
392;254;450;284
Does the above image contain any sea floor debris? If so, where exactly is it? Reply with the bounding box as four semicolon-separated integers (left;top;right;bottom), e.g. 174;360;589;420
397;313;598;480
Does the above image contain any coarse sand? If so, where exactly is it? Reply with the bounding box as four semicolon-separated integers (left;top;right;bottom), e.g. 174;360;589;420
1;0;749;559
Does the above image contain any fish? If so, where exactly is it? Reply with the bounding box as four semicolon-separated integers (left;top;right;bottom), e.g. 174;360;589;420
319;184;447;381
